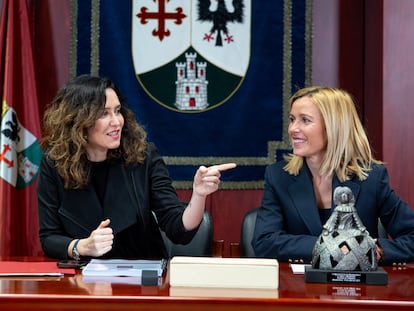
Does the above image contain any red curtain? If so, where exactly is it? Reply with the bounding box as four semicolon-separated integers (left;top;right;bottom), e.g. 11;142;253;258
0;0;43;256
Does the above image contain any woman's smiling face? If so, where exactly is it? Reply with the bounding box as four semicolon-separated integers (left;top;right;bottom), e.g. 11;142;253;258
288;96;327;162
86;88;124;162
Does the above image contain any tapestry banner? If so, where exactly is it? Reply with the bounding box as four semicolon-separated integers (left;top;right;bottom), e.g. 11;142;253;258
71;0;312;189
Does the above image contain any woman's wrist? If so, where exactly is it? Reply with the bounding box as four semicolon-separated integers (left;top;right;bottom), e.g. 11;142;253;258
68;239;82;260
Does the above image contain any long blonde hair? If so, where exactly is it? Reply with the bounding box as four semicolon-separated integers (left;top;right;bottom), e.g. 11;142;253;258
284;86;381;181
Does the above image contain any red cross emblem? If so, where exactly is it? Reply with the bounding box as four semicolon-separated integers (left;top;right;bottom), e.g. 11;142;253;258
0;144;14;168
136;0;186;41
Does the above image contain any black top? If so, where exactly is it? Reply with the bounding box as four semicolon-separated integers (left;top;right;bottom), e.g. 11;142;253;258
318;208;332;225
90;160;109;206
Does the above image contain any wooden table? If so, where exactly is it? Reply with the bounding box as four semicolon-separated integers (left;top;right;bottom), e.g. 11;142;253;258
0;257;413;311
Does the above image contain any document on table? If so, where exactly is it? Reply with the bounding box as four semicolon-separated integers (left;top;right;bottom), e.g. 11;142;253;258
0;261;75;276
82;259;167;277
290;264;311;274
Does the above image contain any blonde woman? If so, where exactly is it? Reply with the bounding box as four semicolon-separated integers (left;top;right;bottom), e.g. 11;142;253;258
252;86;414;265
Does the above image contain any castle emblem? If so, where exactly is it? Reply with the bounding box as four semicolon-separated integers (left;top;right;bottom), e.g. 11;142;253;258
175;52;209;110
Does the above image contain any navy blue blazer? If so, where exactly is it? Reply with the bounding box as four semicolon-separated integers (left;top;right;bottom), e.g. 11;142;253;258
252;160;414;265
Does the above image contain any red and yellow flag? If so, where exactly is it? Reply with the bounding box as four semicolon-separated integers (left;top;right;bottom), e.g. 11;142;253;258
0;0;42;255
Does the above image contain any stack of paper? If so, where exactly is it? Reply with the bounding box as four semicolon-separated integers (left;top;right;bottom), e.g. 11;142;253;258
170;286;279;298
169;256;279;289
82;259;166;277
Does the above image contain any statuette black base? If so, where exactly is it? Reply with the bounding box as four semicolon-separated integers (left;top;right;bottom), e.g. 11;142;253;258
304;266;388;285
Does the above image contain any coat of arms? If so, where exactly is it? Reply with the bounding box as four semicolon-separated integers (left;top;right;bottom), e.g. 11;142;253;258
132;0;250;112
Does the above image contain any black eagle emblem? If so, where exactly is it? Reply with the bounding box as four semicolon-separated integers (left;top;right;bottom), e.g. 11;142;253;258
198;0;244;46
1;111;20;143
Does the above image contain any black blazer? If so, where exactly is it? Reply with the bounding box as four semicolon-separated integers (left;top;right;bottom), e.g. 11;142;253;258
252;160;414;265
37;143;197;259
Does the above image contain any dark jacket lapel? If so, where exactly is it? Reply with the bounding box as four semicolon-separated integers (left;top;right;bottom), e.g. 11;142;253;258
102;162;140;234
61;185;102;235
289;168;360;235
60;161;139;236
285;164;362;235
287;164;322;235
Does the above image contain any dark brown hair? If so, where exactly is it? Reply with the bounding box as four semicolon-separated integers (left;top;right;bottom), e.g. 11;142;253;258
42;75;147;189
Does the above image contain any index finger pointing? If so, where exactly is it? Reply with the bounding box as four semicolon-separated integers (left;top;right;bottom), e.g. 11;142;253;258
214;163;237;172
